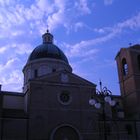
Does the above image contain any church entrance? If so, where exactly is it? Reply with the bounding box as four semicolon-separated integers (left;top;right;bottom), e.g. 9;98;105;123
50;124;81;140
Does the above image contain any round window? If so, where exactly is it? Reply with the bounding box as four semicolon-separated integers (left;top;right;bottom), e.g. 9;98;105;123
58;91;71;105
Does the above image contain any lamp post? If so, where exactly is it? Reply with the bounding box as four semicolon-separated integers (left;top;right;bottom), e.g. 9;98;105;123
89;81;116;140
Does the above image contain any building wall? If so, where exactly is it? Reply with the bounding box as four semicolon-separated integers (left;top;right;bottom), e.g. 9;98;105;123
2;118;27;140
0;83;140;139
23;58;72;86
0;92;3;139
3;95;24;110
22;78;139;140
27;81;97;139
1;44;140;139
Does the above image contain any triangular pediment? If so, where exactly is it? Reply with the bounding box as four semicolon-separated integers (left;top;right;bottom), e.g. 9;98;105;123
31;70;96;87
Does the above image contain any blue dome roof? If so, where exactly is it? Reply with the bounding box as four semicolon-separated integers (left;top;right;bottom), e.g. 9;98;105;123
28;31;69;64
28;43;69;63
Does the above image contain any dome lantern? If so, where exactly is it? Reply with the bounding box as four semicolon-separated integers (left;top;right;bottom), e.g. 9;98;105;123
42;29;53;44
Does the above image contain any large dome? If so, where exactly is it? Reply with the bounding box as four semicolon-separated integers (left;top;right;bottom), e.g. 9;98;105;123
28;44;69;63
28;30;69;64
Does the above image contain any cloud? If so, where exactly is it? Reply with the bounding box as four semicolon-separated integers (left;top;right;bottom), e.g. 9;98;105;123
117;13;140;29
11;43;33;55
0;57;23;91
95;12;140;34
70;47;99;58
104;0;114;5
19;0;68;33
1;70;22;85
0;0;92;37
46;0;68;31
37;0;54;13
63;41;99;63
0;0;15;6
64;31;117;57
0;0;53;38
0;43;32;91
0;70;23;92
0;5;26;38
75;0;91;15
0;57;20;72
0;43;33;56
64;12;140;60
0;0;71;91
0;0;139;92
0;47;7;54
47;10;65;31
94;28;105;34
74;22;85;32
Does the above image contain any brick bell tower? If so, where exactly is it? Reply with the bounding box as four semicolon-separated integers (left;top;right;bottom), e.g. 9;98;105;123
115;44;140;118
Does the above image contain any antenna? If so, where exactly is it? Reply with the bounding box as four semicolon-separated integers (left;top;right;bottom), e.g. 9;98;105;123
99;79;102;92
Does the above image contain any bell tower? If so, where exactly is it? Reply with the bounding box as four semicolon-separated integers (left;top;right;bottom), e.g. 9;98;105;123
115;44;140;118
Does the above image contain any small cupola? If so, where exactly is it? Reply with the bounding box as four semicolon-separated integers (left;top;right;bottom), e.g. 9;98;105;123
42;29;53;44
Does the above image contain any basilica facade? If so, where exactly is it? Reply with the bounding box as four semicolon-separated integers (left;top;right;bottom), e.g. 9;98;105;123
0;31;140;140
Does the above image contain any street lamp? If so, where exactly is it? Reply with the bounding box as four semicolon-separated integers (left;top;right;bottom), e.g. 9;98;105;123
89;81;116;140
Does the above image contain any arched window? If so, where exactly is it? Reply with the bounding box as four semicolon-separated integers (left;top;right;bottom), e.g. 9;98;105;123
122;58;128;76
137;55;140;70
27;69;31;80
39;66;47;76
34;69;38;78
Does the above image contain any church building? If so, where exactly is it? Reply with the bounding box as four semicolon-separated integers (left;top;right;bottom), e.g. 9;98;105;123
0;30;140;140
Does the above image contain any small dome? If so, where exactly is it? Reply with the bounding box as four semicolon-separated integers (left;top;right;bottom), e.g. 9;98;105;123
28;31;69;64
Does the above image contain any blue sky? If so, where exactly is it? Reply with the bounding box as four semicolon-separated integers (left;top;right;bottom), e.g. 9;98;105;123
0;0;140;95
